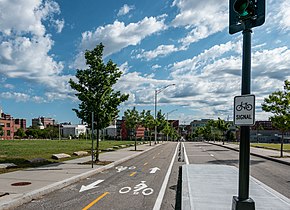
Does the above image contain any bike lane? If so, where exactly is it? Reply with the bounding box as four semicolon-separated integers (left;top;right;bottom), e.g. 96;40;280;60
80;142;179;210
14;143;179;210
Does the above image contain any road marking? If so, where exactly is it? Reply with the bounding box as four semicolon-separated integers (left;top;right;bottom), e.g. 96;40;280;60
210;154;214;157
79;180;104;192
130;171;137;177
182;142;189;165
149;167;160;174
82;192;109;210
153;142;179;210
153;156;155;159
144;162;148;166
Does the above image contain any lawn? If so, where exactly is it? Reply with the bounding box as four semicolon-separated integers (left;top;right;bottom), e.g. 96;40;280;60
250;143;290;152
0;139;136;173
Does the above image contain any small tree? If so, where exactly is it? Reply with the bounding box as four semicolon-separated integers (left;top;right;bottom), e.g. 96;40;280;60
15;128;26;139
124;107;140;151
262;80;290;157
69;43;129;161
0;125;3;138
216;118;230;145
156;110;167;142
140;110;155;146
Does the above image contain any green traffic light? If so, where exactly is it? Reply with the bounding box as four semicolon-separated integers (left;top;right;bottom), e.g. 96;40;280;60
234;0;250;17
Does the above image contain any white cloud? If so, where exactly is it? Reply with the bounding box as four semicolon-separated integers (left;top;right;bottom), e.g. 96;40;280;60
0;92;30;102
152;64;161;69
117;4;135;16
3;84;14;89
73;16;167;69
171;0;228;46
166;39;290;120
135;44;180;61
0;0;72;101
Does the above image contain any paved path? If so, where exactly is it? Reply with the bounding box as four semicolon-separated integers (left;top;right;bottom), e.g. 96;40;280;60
0;143;159;210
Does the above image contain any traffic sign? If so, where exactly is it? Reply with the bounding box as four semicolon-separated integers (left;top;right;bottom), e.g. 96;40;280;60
234;95;255;125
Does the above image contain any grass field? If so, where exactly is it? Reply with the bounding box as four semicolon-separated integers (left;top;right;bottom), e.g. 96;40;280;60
0;139;136;173
250;143;290;152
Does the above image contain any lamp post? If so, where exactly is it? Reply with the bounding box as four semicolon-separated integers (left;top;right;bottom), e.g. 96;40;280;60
166;109;178;141
154;84;175;144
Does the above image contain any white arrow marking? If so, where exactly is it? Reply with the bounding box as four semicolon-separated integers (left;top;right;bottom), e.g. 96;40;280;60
149;167;160;174
79;180;104;192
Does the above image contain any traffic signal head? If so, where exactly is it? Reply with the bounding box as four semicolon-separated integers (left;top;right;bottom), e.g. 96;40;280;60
229;0;265;35
234;0;254;20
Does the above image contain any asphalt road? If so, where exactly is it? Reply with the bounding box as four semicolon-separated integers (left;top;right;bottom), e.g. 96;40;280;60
15;141;289;209
183;142;290;198
15;142;180;210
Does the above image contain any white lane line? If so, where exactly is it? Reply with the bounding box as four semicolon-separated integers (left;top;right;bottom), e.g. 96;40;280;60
153;142;179;210
210;154;214;157
182;142;189;165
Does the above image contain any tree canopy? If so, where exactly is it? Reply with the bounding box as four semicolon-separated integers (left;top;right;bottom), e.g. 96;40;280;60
262;80;290;157
69;43;129;160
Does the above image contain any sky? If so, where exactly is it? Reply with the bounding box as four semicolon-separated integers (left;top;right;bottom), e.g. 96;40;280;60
0;0;290;126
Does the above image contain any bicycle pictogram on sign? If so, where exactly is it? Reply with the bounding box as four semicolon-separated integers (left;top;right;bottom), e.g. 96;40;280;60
235;101;253;111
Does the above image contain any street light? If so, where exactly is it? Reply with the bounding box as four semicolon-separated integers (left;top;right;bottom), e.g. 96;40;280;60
166;109;178;141
154;84;175;144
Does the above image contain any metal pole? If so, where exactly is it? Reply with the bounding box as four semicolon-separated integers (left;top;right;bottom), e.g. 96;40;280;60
239;28;252;200
154;90;157;144
91;112;94;168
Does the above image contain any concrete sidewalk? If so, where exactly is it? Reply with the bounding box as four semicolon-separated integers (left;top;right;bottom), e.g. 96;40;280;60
0;143;160;210
208;141;290;165
181;164;290;210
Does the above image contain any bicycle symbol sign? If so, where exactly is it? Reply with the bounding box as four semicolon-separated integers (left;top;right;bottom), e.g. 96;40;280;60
234;95;255;126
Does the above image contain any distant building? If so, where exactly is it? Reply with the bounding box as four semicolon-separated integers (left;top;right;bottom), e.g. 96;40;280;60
61;124;87;138
32;117;55;128
0;111;26;140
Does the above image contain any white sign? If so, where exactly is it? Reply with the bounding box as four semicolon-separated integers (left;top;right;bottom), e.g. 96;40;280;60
234;95;255;126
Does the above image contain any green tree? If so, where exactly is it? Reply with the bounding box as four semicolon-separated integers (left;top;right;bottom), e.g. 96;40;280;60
124;107;140;151
140;110;155;146
15;128;26;139
69;43;129;161
215;118;230;145
262;80;290;157
0;125;3;138
156;110;167;142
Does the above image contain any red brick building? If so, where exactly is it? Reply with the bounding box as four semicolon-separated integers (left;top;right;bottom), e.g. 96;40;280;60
0;111;26;140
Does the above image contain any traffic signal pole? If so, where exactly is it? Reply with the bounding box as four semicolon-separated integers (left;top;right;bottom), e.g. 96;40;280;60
232;28;255;210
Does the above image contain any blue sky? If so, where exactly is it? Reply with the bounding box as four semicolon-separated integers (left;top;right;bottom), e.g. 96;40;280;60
0;0;290;126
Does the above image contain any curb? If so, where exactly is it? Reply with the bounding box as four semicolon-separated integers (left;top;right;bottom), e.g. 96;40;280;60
0;144;161;210
207;142;290;166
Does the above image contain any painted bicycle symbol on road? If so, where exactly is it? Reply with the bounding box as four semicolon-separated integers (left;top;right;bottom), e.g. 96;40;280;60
235;101;253;111
119;181;154;196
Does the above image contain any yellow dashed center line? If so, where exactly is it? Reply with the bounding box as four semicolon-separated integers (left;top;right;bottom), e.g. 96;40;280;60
130;171;137;176
82;192;109;210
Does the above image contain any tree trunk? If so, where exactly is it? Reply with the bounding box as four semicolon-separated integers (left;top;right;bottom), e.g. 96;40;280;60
280;132;284;158
135;135;137;151
95;124;100;162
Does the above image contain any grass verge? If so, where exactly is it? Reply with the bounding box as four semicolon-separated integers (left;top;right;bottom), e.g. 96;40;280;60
0;139;136;174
